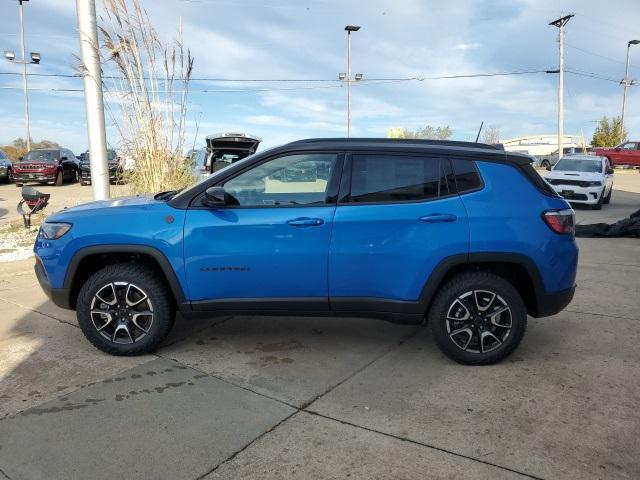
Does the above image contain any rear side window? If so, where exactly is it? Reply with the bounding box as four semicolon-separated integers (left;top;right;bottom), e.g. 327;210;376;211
451;159;482;193
349;154;451;203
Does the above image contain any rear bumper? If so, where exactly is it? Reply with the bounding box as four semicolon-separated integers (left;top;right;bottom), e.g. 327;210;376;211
35;259;72;309
533;285;575;317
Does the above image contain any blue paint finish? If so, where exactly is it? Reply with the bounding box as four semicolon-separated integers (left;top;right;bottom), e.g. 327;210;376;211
462;162;578;292
329;195;469;301
183;206;335;302
34;196;188;296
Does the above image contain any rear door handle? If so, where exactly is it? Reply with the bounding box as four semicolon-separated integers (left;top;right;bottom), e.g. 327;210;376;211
287;217;324;227
419;213;458;223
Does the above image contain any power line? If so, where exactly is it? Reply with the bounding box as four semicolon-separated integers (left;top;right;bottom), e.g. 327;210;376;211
566;69;621;83
566;43;640;70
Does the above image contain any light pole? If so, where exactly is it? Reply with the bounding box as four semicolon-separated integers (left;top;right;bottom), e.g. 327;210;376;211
343;25;361;137
4;0;39;152
549;14;573;160
77;0;110;200
620;39;640;141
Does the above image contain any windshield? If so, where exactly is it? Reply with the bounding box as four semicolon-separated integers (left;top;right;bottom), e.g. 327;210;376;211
84;150;118;162
23;150;59;162
553;158;602;173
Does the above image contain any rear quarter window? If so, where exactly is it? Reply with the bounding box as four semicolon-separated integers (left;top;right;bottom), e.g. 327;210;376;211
451;158;482;193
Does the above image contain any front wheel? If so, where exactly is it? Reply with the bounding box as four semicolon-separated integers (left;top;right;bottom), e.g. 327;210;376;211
429;272;527;365
540;160;550;169
76;263;175;355
603;186;612;204
54;170;63;186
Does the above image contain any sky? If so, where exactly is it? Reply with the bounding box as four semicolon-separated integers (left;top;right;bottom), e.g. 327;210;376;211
0;0;639;154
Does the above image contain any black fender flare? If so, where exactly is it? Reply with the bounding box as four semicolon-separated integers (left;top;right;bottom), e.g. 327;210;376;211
63;244;189;312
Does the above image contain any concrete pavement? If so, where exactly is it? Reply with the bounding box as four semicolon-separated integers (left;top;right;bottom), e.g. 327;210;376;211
0;184;639;479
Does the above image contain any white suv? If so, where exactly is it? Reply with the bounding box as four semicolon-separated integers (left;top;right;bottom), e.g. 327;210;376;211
544;155;614;210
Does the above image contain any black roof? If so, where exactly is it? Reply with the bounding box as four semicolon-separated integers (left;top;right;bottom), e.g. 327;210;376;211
280;137;533;165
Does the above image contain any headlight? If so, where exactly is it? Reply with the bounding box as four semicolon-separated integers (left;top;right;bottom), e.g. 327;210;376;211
39;222;72;240
587;181;602;187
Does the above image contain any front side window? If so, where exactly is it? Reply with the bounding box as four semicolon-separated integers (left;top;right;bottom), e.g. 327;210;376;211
622;142;638;150
348;154;451;203
222;153;338;207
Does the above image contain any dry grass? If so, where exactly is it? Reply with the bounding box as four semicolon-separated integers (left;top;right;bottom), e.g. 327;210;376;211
99;0;195;194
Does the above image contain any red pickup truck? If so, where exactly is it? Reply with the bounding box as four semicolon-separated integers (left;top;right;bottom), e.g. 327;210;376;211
594;141;640;167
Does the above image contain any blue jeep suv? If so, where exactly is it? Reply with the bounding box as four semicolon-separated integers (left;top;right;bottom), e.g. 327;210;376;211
34;139;578;364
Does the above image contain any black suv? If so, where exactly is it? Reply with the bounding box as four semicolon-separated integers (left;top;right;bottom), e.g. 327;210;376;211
79;149;122;185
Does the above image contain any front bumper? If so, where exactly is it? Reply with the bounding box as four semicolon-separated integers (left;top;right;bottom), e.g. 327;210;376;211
14;171;57;182
35;258;72;309
551;184;603;204
80;167;120;182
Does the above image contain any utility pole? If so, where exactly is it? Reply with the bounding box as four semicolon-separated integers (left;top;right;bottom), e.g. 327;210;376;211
549;14;573;159
76;0;110;200
620;40;640;141
18;0;30;151
344;25;360;137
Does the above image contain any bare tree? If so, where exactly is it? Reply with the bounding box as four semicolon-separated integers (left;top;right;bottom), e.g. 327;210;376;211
387;125;453;140
99;0;195;194
482;125;500;144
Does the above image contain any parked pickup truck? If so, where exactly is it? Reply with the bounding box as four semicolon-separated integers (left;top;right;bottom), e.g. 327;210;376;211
594;141;640;167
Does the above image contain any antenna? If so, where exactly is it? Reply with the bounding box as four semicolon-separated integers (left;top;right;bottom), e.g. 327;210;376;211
475;121;484;142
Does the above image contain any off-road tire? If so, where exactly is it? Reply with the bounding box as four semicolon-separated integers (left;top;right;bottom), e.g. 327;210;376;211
429;271;527;365
76;263;175;356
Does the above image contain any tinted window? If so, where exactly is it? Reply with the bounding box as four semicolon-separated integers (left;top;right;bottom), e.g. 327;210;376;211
451;159;482;193
223;153;338;207
0;150;6;160
348;155;451;203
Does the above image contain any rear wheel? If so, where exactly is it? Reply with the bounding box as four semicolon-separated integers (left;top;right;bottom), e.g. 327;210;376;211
76;263;175;355
429;272;527;365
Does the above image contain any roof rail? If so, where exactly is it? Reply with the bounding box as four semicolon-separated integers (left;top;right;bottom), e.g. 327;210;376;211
286;137;504;151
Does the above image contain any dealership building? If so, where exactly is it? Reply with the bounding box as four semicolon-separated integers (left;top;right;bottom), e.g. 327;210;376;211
500;135;587;156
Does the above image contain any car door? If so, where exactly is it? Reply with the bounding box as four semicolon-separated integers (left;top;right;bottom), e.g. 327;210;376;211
328;153;469;311
617;142;637;165
183;152;343;310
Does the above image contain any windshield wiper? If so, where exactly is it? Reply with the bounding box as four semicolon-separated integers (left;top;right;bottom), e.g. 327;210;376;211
154;189;181;201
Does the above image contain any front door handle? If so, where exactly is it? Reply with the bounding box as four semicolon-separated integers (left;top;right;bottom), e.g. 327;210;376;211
419;213;458;223
287;217;324;227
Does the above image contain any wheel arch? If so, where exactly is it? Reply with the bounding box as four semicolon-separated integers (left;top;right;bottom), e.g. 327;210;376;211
420;253;544;317
64;245;189;312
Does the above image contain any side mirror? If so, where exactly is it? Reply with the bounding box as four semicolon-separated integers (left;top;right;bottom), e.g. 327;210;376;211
614;147;621;151
18;156;23;161
204;186;227;207
61;156;68;161
546;165;552;171
607;168;614;175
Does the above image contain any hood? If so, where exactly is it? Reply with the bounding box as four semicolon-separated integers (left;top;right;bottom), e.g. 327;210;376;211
545;171;603;181
46;195;159;221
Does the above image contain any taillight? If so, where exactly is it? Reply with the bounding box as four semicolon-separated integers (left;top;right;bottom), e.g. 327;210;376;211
543;209;575;234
